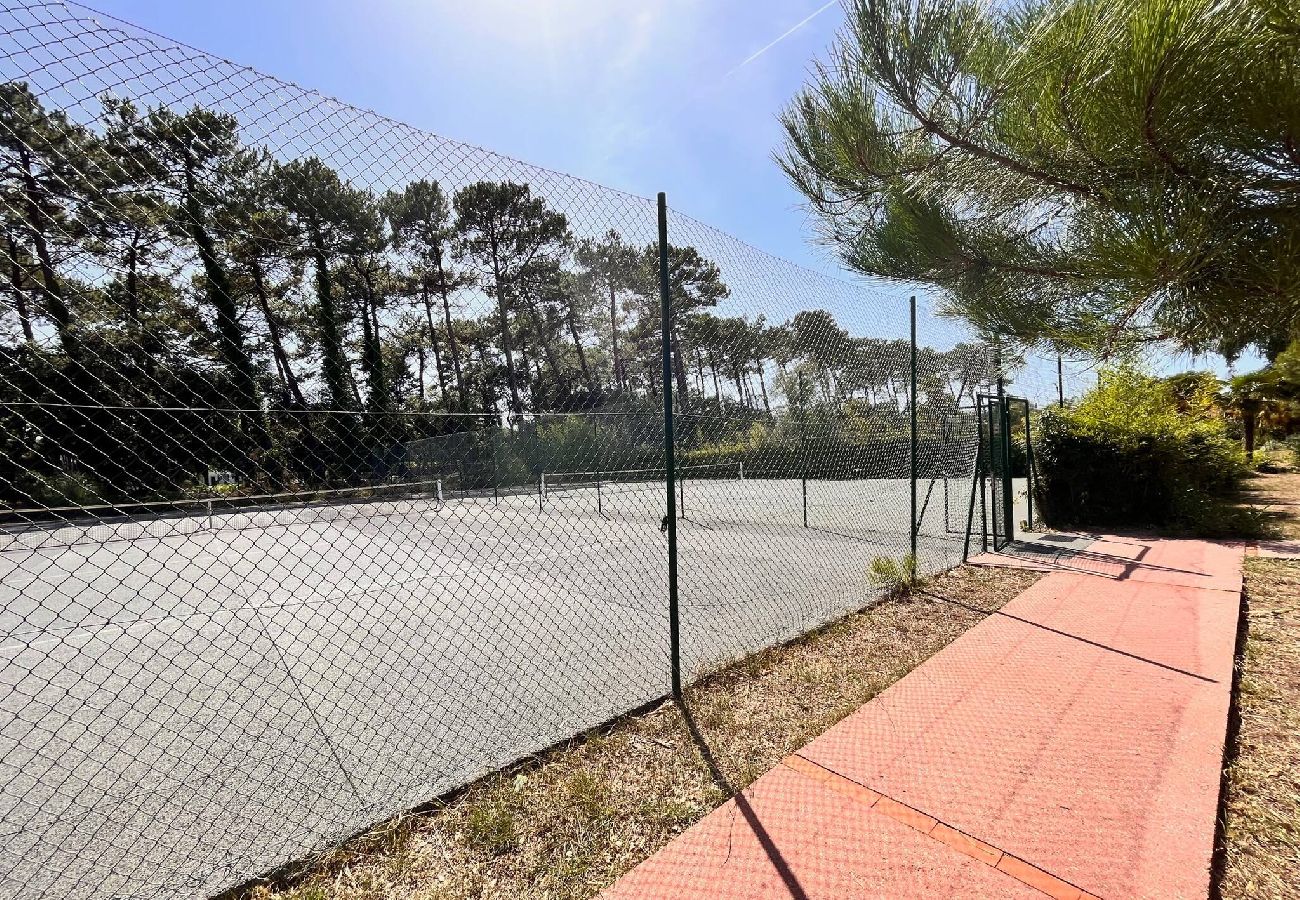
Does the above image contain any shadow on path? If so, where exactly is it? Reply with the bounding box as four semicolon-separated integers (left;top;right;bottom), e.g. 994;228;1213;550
679;701;810;900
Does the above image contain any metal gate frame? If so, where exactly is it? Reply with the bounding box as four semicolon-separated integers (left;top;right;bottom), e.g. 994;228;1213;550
963;393;1035;556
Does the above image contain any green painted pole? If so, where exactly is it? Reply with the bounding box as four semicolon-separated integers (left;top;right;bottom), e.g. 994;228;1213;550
980;396;990;552
909;296;918;581
963;440;982;562
1023;400;1035;530
1002;399;1014;545
801;421;808;528
658;193;681;701
1057;353;1065;408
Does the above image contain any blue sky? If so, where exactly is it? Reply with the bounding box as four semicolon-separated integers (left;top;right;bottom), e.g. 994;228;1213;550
82;0;846;276
75;0;1262;386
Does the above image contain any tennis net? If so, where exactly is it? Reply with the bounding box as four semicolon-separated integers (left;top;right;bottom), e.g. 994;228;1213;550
540;462;742;500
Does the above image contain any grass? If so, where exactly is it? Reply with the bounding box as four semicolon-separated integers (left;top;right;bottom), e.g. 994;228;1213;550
1216;468;1300;899
1219;557;1300;898
235;564;1040;900
1242;469;1300;540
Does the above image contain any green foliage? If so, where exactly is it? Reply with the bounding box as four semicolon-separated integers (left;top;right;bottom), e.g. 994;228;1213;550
780;0;1300;359
1286;435;1300;468
867;553;918;596
1034;364;1254;534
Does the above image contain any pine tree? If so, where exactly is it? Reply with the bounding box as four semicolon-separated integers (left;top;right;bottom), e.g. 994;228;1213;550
452;181;571;415
780;0;1300;359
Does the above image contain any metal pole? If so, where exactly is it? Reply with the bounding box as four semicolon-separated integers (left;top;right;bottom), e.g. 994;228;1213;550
1057;352;1065;408
800;420;808;528
963;442;983;562
1002;398;1014;545
909;296;918;580
658;193;682;701
979;396;990;552
943;476;950;532
492;416;500;505
679;470;685;519
1023;400;1035;530
992;347;1007;549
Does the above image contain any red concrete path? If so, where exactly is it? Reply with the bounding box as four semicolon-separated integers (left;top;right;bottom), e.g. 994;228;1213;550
604;536;1242;900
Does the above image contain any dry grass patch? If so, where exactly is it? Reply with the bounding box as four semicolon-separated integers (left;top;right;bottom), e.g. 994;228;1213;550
238;564;1039;900
1218;558;1300;899
1242;470;1300;539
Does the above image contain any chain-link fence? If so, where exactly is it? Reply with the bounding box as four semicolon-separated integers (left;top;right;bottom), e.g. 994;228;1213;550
0;4;1012;898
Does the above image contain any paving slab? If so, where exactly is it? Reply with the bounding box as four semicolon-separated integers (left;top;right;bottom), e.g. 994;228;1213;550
971;535;1242;594
603;764;1047;900
607;536;1241;900
1052;537;1242;593
997;571;1239;682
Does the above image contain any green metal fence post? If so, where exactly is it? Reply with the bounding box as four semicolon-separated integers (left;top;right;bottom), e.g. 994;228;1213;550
1057;353;1065;408
492;416;500;505
801;420;808;528
658;193;682;702
963;440;983;562
593;418;601;515
909;296;918;581
679;469;685;520
1001;398;1014;545
979;395;990;552
1022;400;1035;530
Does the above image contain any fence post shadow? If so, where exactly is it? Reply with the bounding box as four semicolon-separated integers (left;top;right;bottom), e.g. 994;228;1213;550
677;700;811;900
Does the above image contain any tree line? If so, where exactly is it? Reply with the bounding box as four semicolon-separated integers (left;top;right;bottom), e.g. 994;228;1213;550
0;81;994;506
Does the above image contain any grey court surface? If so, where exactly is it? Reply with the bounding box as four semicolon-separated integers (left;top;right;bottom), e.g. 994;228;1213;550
0;474;1024;900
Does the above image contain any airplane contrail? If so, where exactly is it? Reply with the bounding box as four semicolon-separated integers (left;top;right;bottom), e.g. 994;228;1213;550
723;0;841;79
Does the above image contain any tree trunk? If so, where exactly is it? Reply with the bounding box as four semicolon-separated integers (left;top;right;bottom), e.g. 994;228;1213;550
18;149;76;358
487;233;523;415
415;343;426;401
432;248;466;409
475;338;496;414
521;295;568;397
123;229;159;383
670;328;690;412
754;355;771;415
356;290;379;403
708;348;723;400
356;265;388;411
309;227;353;409
250;260;306;407
609;280;623;393
565;303;597;395
184;161;260;420
124;232;140;331
419;282;449;402
4;234;34;344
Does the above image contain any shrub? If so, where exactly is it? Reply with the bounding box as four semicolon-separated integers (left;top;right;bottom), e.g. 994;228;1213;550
867;553;918;596
1287;435;1300;469
1034;364;1252;536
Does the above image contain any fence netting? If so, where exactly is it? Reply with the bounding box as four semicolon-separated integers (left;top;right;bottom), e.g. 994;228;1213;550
0;3;1008;898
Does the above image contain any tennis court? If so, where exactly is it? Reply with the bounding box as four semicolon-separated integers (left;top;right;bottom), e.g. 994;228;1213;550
0;470;1023;900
